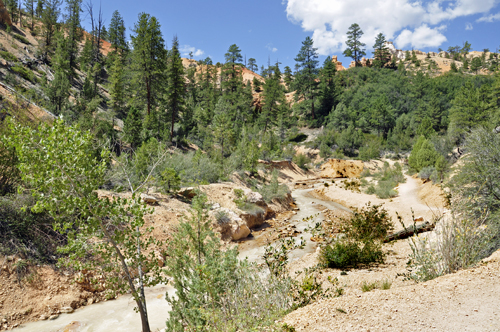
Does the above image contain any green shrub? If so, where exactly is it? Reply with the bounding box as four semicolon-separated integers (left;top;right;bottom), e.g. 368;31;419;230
408;136;439;172
0;50;17;62
12;33;30;45
0;194;64;263
258;170;290;203
374;181;398;199
320;203;393;268
370;162;405;199
165;194;293;331
159;167;181;193
11;65;36;83
418;166;435;180
320;239;384;268
293;153;311;170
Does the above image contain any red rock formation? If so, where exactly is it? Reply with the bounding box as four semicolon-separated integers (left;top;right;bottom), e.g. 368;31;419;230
331;55;346;71
0;0;12;26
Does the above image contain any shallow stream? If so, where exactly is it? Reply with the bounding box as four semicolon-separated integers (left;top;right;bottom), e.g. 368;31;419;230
14;180;344;332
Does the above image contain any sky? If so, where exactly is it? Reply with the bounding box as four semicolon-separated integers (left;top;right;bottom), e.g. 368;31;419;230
83;0;500;71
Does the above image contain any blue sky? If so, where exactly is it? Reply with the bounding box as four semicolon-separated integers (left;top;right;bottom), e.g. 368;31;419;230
84;0;500;71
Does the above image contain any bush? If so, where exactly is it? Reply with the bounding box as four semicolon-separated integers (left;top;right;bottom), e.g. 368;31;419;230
293;153;311;170
11;65;36;83
369;162;405;199
12;33;30;45
374;181;398;199
418;166;435;180
320;239;384;268
0;50;17;62
258;170;290;203
165;194;293;331
320;203;393;268
0;194;64;263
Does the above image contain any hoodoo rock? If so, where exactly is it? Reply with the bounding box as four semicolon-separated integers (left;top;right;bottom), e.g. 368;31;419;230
320;159;363;178
0;0;12;26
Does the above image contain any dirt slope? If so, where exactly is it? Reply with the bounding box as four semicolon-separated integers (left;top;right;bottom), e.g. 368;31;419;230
284;249;500;331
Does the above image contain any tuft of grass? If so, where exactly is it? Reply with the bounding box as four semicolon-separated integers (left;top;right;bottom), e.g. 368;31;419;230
12;33;30;45
0;50;17;62
336;308;347;314
361;279;392;292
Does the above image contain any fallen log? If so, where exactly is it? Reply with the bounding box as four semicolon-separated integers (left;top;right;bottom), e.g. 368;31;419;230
384;221;435;243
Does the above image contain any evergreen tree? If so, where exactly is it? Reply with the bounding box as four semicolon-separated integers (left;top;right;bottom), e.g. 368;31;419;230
100;24;108;41
108;54;126;119
343;23;366;67
318;56;338;118
64;0;83;76
211;98;235;165
130;13;167;118
108;10;127;53
372;33;391;68
471;57;482;74
294;36;319;120
166;36;186;141
222;44;243;97
247;57;257;72
123;107;143;149
41;0;62;58
261;62;286;133
24;0;35;29
449;81;490;142
283;65;293;89
45;31;71;114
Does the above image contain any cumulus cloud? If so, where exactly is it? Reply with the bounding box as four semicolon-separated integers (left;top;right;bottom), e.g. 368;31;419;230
395;24;447;49
284;0;499;54
477;12;500;22
466;22;473;30
179;45;204;58
266;43;278;52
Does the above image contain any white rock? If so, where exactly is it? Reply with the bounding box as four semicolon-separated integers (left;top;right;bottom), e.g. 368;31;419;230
141;193;158;205
60;307;74;314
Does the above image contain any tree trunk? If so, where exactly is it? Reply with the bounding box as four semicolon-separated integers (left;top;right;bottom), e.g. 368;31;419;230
384;221;435;243
170;107;175;142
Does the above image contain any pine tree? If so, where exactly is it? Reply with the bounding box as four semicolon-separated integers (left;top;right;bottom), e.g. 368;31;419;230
40;0;62;58
64;0;83;77
261;62;286;133
131;13;167;117
166;36;186;141
35;0;43;17
108;55;126;118
222;44;243;96
343;23;366;67
247;57;257;72
318;56;337;118
372;33;391;68
283;65;293;90
294;36;319;120
45;31;71;114
108;10;127;53
212;98;235;165
124;107;143;149
23;0;35;29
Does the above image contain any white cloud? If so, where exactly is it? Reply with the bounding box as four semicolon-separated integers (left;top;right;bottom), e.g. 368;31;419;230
284;0;500;54
395;24;447;49
266;43;278;52
477;12;500;22
465;22;473;30
179;45;204;58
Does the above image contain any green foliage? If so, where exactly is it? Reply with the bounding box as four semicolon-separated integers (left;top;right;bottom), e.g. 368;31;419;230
408;136;439;172
5;119;164;331
10;65;36;83
12;33;30;45
0;50;17;61
343;23;366;66
159;168;181;194
0;194;62;262
258;169;290;203
320;203;393;268
293;153;311;170
294;36;319;120
166;194;293;331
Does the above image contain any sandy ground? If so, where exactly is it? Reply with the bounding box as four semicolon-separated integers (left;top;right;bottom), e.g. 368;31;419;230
283;173;500;332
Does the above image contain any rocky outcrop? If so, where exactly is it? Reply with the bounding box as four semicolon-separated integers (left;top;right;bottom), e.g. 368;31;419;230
0;0;12;26
320;159;363;178
331;55;345;71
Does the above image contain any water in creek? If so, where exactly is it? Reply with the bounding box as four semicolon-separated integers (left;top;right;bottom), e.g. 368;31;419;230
14;180;345;332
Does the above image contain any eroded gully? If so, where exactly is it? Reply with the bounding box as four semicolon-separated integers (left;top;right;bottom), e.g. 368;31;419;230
14;180;346;332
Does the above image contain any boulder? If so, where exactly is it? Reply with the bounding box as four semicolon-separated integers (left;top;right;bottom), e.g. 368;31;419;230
179;187;196;199
0;0;12;26
231;224;251;241
140;193;158;205
320;159;363;178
